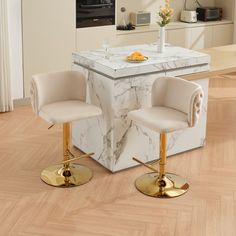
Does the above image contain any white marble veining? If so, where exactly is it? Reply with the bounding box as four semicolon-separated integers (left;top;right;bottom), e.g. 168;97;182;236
73;44;210;78
72;44;210;172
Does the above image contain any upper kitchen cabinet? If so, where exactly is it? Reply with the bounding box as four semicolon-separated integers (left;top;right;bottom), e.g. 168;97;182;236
22;0;76;97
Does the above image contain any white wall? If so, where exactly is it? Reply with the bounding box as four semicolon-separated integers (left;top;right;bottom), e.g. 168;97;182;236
7;0;24;99
22;0;76;97
215;0;234;21
231;0;236;43
235;5;236;43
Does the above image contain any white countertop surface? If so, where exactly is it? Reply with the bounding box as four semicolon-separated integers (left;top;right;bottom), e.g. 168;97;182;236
116;20;233;35
73;43;210;79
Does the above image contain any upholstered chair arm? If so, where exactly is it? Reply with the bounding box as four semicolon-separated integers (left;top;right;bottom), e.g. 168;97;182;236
30;71;86;114
162;77;204;127
30;78;40;114
188;88;204;127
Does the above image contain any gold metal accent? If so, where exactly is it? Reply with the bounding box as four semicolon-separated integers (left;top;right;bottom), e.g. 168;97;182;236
63;123;70;163
41;164;93;187
135;172;189;198
148;159;160;166
48;124;55;129
41;122;93;187
159;133;167;179
62;152;94;165
133;133;189;198
133;157;158;172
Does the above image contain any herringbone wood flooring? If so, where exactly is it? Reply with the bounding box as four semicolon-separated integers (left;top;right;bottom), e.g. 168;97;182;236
1;75;236;236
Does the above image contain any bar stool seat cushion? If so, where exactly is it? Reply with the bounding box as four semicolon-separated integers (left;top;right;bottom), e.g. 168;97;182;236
39;100;102;124
128;106;188;133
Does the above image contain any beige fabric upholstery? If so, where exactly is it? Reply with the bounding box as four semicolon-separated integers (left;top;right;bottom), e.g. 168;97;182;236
39;100;102;124
30;71;87;114
30;71;102;124
129;106;188;133
151;77;204;127
129;76;204;133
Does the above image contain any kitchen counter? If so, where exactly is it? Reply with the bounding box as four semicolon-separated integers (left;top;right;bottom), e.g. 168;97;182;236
72;44;210;172
73;44;209;79
116;20;233;35
183;44;236;80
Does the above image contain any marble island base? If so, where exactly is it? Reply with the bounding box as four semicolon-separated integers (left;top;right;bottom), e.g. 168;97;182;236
71;44;209;172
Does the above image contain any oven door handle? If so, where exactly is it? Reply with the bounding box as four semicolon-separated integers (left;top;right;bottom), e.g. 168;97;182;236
80;3;113;8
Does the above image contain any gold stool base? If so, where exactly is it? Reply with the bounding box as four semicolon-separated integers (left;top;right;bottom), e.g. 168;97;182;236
41;164;93;187
135;172;189;198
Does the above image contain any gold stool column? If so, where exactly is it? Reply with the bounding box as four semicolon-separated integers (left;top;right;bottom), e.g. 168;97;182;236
134;133;189;198
41;123;93;187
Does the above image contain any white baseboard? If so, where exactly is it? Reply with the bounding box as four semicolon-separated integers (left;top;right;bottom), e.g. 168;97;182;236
13;97;31;107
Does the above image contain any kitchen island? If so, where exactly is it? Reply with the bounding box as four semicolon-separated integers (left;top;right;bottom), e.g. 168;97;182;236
72;44;210;172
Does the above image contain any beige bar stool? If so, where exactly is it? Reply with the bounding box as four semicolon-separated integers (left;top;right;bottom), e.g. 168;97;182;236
129;76;204;198
30;71;102;187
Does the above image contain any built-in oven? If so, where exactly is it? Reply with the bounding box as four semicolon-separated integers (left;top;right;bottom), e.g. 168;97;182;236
76;0;115;28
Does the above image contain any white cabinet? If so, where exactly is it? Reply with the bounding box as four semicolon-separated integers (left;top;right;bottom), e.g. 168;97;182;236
76;28;159;50
211;24;234;47
115;31;158;47
166;23;233;50
76;26;116;51
167;28;190;48
117;22;233;50
22;0;75;97
189;26;212;50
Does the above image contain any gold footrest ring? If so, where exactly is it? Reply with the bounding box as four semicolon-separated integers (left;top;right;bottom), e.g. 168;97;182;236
41;163;93;187
135;172;189;198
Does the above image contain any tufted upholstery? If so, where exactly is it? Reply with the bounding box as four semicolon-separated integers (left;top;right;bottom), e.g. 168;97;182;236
30;71;102;124
129;76;204;133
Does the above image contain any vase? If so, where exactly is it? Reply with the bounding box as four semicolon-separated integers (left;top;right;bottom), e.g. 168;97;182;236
158;26;165;53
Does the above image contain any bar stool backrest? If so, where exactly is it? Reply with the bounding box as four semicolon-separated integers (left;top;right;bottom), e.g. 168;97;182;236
151;77;204;127
30;71;86;114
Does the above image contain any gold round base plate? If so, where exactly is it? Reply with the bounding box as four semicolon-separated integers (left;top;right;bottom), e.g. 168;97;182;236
41;164;93;187
135;172;189;198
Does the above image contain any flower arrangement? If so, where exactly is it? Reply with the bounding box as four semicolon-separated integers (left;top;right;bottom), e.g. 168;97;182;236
158;0;174;27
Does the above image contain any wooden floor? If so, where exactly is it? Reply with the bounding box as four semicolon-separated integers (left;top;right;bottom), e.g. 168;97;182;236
1;75;236;236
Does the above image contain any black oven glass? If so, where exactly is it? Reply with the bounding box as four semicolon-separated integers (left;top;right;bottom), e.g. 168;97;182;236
76;0;115;28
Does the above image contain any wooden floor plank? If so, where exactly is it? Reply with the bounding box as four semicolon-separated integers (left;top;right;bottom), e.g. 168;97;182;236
1;75;236;235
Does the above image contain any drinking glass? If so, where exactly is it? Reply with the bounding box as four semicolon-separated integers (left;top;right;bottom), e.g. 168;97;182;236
102;39;110;59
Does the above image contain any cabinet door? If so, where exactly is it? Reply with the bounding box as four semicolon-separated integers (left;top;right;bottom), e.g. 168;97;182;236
189;26;212;50
166;28;191;48
115;31;158;47
212;24;234;47
76;26;116;51
22;0;75;97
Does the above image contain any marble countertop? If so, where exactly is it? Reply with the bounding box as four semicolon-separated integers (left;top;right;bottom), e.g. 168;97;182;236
73;44;210;79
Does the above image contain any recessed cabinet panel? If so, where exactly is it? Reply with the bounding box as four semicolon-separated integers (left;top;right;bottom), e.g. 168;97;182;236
76;25;116;51
189;26;212;50
166;28;191;48
115;32;158;47
212;24;234;47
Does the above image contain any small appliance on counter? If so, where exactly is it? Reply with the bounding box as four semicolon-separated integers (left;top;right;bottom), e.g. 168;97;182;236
116;23;135;31
116;7;135;31
196;7;223;21
180;10;197;23
130;11;151;26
